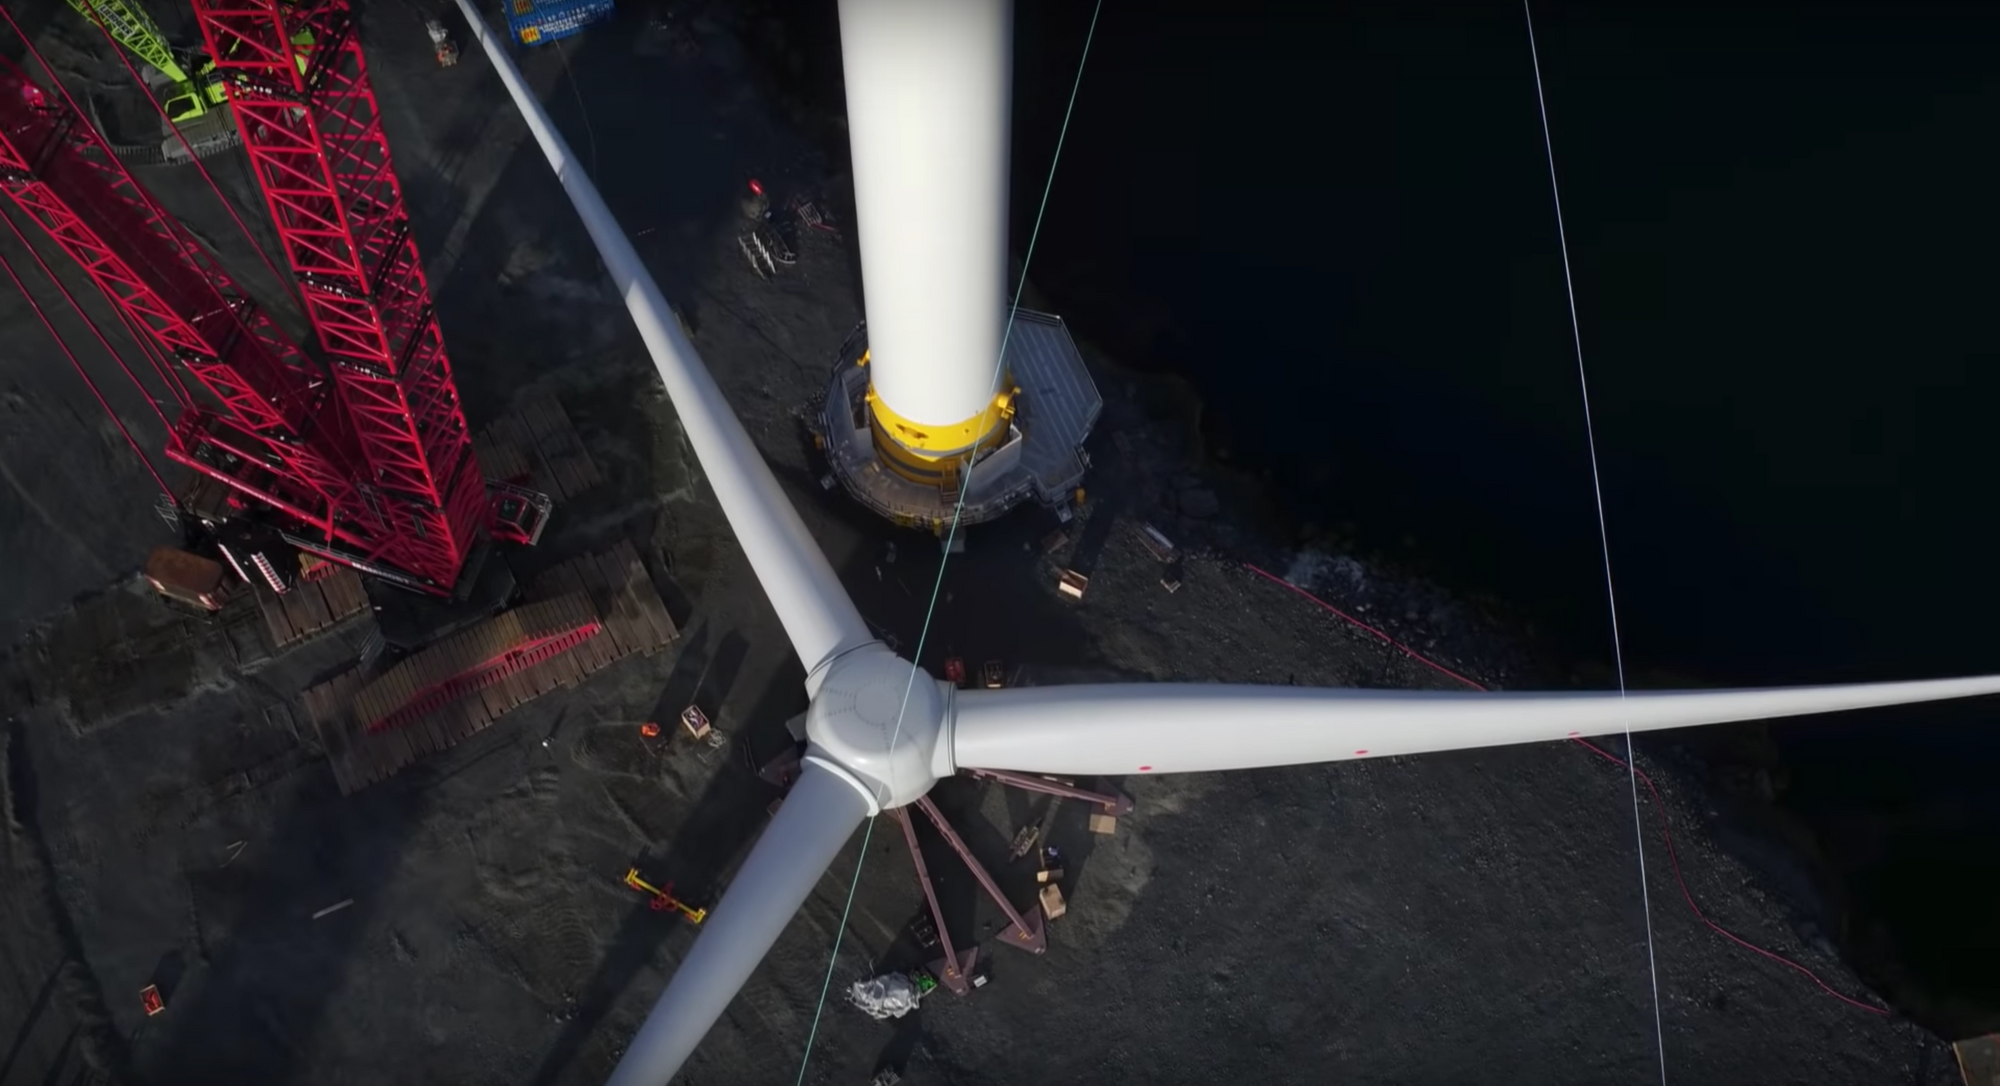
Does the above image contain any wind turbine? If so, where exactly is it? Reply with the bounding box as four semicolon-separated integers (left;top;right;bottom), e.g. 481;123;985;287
453;1;2000;1082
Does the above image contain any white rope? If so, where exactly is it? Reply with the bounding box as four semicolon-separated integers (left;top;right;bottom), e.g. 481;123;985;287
1521;4;1667;1082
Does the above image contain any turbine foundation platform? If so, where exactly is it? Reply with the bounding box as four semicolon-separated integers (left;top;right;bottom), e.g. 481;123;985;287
810;311;1100;532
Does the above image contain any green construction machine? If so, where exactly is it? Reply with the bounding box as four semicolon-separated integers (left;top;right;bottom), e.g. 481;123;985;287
63;0;227;124
63;1;316;164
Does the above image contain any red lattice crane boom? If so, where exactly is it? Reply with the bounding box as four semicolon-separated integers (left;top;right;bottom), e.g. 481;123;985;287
191;0;539;593
0;56;406;571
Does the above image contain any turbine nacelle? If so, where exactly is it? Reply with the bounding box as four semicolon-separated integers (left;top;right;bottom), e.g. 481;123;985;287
803;643;953;811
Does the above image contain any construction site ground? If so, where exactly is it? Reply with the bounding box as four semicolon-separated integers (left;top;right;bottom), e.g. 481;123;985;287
0;4;1965;1085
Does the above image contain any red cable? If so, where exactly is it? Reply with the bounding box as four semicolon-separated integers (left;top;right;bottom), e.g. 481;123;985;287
0;26;195;411
1;11;297;360
1246;562;1486;689
1566;736;1889;1016
78;10;312;322
1244;559;1891;1016
0;202;180;428
0;230;173;499
102;285;199;410
0;207;186;429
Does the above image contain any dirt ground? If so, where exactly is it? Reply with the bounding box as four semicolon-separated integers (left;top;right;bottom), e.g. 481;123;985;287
0;4;1968;1085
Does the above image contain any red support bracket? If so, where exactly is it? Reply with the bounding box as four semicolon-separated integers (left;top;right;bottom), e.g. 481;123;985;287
913;795;1046;955
893;807;978;996
962;767;1135;816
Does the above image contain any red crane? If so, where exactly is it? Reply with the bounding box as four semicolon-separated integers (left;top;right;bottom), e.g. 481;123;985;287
0;54;413;584
190;0;545;593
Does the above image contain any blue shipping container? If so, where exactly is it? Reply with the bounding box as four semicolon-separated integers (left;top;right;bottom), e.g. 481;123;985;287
504;0;615;46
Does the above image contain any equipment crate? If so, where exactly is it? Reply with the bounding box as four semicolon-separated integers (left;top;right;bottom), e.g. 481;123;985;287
505;0;615;46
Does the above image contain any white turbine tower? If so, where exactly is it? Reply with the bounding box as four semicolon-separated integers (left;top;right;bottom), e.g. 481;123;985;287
453;2;2000;1083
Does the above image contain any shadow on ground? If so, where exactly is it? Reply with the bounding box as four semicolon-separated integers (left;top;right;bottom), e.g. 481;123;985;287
139;775;426;1083
526;621;806;1086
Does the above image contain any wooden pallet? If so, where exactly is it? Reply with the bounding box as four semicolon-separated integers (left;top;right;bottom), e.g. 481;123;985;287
472;390;603;501
1957;1035;2000;1086
255;566;370;650
470;427;532;483
522;539;677;661
302;541;677;795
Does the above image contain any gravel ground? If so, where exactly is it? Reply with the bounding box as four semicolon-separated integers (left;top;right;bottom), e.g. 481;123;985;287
0;4;1966;1086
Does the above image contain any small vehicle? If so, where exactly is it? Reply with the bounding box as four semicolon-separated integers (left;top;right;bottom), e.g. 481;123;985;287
944;657;965;686
981;660;1005;689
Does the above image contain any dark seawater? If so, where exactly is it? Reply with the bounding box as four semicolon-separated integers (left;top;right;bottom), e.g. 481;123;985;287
742;0;2000;1035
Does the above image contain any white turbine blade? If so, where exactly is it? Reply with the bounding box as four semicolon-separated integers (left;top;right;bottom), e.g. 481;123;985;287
454;0;871;674
950;675;2000;777
603;762;873;1086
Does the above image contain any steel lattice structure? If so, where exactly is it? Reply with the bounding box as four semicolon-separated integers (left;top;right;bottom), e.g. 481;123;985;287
0;56;399;560
62;0;184;82
191;0;524;593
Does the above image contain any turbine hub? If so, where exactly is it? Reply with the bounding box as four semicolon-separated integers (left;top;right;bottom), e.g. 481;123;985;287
804;643;952;809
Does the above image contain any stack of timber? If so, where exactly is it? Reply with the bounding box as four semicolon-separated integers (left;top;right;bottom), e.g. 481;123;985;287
302;541;677;794
354;590;603;734
473;390;603;501
1956;1036;2000;1086
255;566;370;649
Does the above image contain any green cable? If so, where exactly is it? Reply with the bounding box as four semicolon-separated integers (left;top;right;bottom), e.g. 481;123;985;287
791;816;877;1084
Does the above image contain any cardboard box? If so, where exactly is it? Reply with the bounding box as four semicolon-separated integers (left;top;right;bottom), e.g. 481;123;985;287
1058;570;1089;599
1039;883;1067;920
1036;867;1065;884
1088;813;1117;835
679;705;712;740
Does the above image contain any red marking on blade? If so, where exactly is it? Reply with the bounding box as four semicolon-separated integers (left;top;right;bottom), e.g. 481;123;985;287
1567;731;1580;737
1138;765;1152;772
1353;749;1368;755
